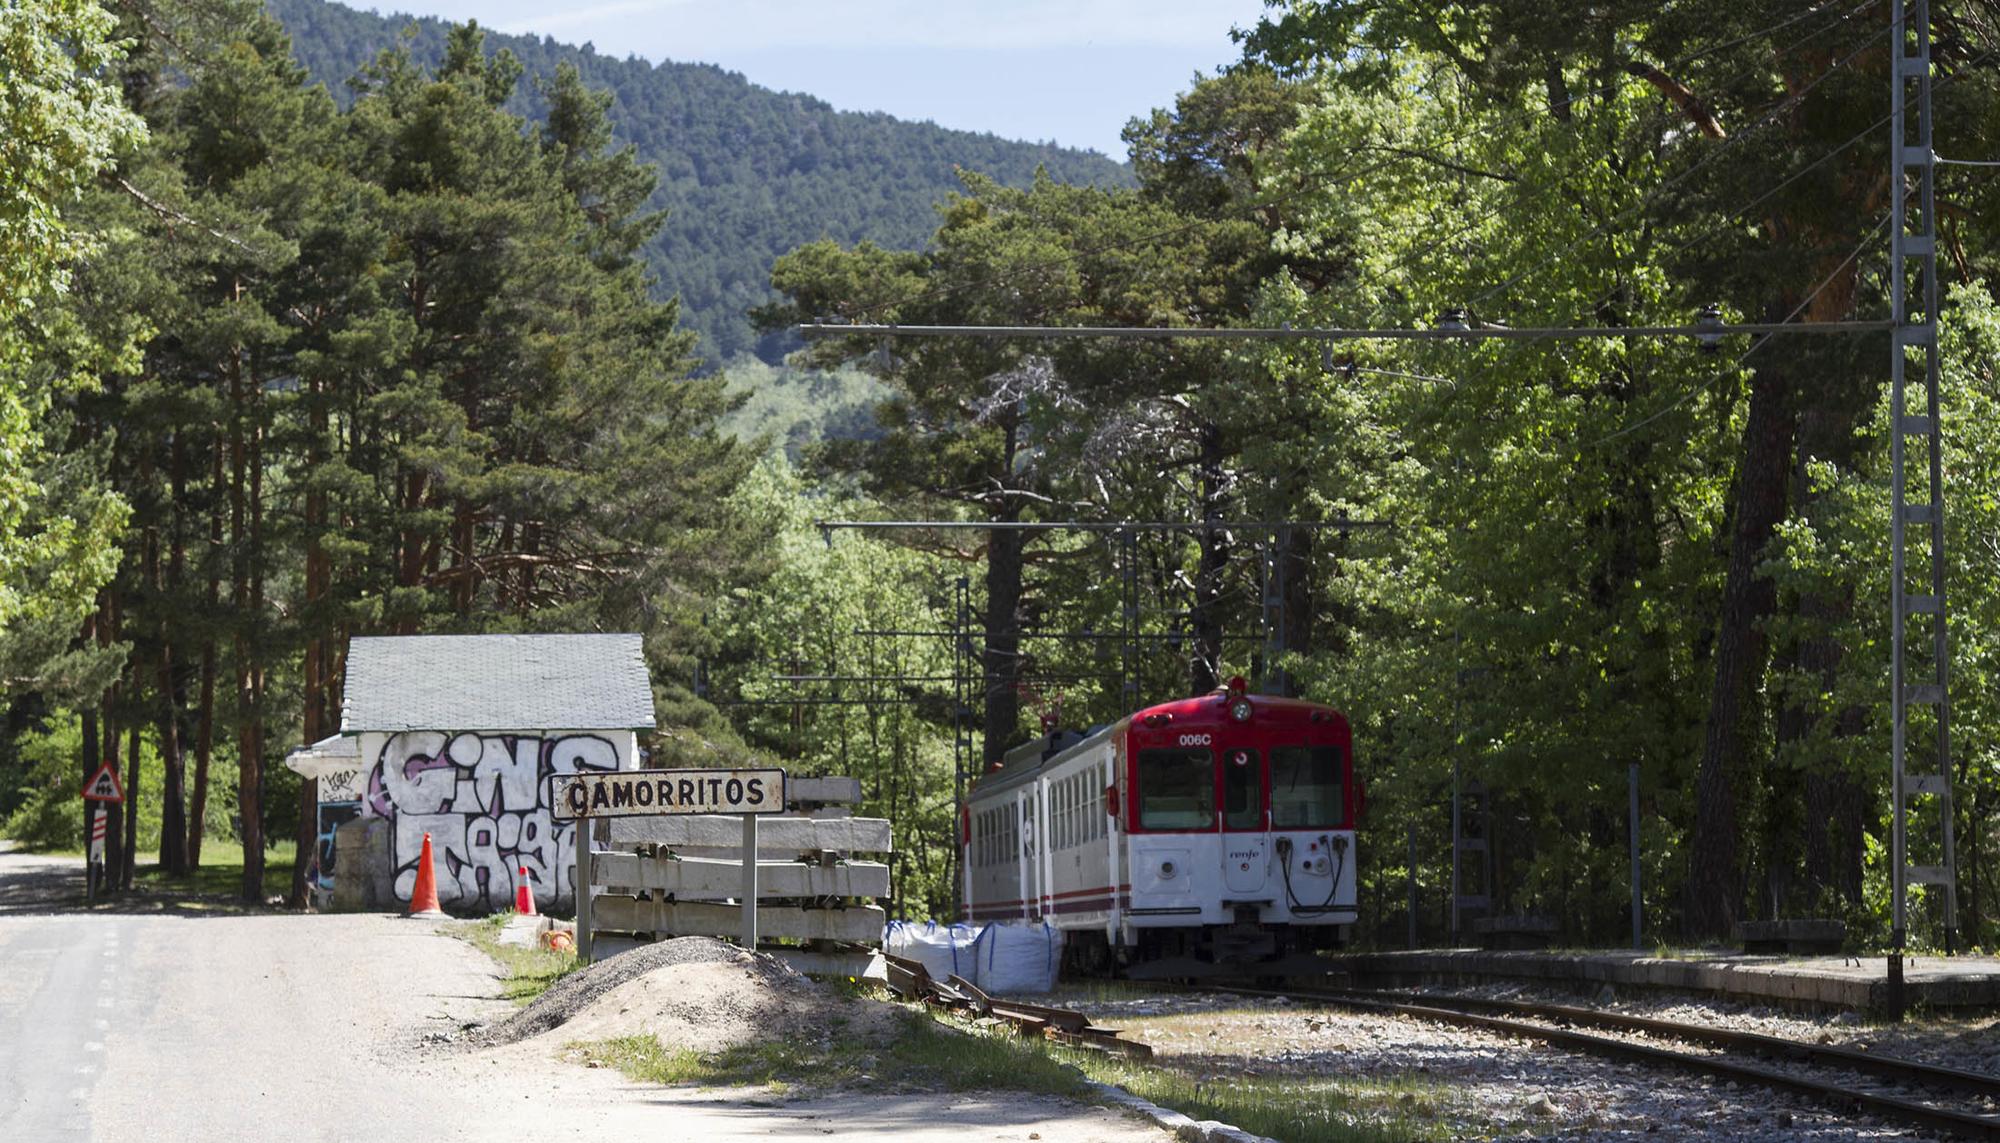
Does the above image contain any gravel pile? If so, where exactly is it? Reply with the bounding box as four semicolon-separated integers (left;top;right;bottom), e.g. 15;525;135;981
478;935;757;1044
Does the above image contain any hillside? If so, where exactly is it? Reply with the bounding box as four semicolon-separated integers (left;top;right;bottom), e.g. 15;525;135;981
265;0;1136;366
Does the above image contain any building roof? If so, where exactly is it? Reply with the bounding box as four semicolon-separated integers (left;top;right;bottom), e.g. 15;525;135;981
340;634;656;733
283;734;360;779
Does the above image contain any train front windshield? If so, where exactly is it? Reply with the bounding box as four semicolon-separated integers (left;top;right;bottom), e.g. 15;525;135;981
1136;747;1214;829
1271;745;1345;827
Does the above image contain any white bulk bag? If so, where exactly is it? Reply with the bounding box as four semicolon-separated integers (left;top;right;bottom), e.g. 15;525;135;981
883;920;987;985
978;920;1064;994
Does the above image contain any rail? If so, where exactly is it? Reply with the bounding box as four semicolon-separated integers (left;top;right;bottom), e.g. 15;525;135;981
1206;983;2000;1141
881;954;1151;1059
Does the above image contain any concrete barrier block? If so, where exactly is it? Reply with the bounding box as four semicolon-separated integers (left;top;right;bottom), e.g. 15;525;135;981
592;896;885;943
592;851;889;899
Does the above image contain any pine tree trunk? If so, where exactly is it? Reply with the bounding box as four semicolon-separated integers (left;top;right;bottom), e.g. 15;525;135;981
982;521;1025;766
101;592;124;894
292;378;331;909
102;699;122;894
120;722;141;890
241;397;268;903
156;641;186;873
1685;352;1794;940
157;432;189;873
188;431;223;868
80;705;98;891
1190;421;1228;696
1276;525;1314;697
80;615;97;849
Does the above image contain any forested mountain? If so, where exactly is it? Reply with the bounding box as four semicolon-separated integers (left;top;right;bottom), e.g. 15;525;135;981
264;0;1135;366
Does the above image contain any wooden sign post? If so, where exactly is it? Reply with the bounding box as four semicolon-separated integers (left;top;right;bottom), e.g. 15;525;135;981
549;768;786;962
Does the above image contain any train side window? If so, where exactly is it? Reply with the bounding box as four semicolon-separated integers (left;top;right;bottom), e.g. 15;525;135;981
1059;780;1071;849
1136;747;1215;830
1222;747;1262;829
1271;745;1344;827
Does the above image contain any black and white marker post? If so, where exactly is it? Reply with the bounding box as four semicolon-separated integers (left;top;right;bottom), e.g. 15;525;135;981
81;761;125;903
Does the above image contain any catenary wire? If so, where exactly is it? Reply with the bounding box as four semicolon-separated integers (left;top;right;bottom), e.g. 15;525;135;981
1577;212;1890;449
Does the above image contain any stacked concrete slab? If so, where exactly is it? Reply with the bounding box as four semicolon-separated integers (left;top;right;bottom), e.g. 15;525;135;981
590;776;890;950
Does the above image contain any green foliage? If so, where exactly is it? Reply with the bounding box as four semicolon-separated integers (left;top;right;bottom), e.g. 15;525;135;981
718;357;890;461
263;0;1134;367
2;718;88;848
707;458;960;916
0;0;143;691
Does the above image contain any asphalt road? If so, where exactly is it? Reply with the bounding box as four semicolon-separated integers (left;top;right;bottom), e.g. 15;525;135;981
0;845;1168;1143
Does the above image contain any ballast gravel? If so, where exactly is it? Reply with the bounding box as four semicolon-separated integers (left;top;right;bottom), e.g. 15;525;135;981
1062;985;1991;1142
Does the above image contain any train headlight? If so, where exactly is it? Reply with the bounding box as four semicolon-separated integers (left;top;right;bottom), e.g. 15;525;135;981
1225;676;1252;721
1159;860;1177;880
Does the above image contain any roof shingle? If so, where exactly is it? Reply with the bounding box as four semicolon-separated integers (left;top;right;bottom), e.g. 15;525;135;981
340;634;655;733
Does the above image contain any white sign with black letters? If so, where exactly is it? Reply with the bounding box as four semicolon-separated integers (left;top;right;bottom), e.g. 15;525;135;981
549;768;786;820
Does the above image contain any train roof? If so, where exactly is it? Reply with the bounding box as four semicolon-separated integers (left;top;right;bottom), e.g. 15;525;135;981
1134;690;1348;727
966;689;1348;803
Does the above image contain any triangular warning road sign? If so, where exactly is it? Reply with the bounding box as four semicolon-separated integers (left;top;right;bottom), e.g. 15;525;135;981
82;762;126;803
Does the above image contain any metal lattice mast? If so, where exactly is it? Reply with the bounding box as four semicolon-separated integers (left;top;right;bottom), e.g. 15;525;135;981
1888;0;1958;1015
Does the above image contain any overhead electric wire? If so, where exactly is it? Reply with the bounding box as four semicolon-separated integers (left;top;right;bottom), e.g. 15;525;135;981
820;1;1872;327
1578;211;1891;449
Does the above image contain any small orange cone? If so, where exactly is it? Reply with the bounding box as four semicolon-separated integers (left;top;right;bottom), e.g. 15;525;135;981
407;831;446;917
514;866;537;915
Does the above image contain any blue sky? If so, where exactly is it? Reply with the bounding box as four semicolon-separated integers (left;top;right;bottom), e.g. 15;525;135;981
339;0;1273;158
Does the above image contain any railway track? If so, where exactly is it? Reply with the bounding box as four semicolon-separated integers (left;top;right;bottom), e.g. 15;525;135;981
1204;982;2000;1140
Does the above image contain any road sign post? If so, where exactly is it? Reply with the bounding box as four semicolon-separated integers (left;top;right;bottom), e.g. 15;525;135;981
550;767;787;963
81;762;126;903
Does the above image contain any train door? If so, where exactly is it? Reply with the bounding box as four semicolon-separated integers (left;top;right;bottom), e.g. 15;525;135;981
1219;745;1268;895
1018;789;1038;920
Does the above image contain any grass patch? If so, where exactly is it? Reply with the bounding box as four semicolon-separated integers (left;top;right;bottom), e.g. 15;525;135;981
570;1008;1091;1099
132;852;293;902
571;995;1456;1141
455;912;583;1003
1072;1050;1456;1143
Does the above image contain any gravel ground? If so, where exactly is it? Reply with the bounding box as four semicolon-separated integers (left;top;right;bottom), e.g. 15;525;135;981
1059;984;1991;1142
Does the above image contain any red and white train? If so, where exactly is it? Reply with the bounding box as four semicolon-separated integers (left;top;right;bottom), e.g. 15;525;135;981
961;678;1359;977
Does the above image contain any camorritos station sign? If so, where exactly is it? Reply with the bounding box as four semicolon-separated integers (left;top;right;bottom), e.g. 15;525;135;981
549;767;786;820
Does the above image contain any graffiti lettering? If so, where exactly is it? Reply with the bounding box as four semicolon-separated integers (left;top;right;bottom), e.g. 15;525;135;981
366;732;620;912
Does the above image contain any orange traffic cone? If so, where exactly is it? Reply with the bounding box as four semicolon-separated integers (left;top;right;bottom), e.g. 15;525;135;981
407;831;446;917
514;866;537;916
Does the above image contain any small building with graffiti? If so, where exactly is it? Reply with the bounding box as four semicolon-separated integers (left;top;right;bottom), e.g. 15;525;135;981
285;633;653;913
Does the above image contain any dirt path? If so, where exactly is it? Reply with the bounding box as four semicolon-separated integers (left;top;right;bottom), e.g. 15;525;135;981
1;849;1164;1141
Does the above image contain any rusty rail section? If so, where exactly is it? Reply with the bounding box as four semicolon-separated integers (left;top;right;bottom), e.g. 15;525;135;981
882;954;1151;1059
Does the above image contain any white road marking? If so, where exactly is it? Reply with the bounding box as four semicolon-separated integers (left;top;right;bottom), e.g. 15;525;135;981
96;997;113;1008
93;1019;109;1030
84;1041;103;1053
